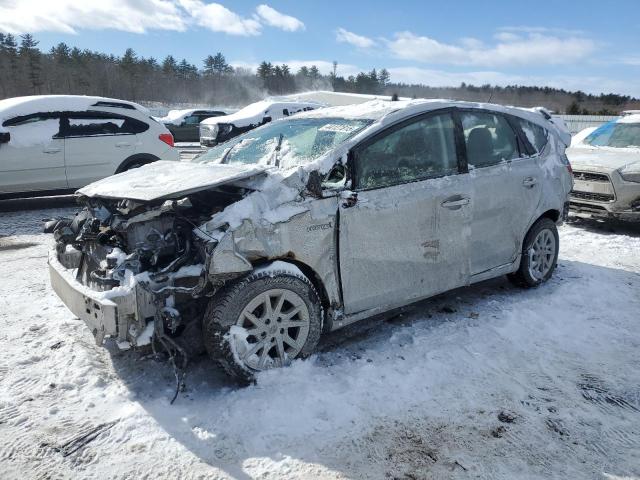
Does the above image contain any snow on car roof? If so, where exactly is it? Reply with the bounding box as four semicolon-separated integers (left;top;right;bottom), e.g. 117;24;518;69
157;108;202;124
0;95;147;125
156;108;228;125
617;113;640;124
201;99;322;128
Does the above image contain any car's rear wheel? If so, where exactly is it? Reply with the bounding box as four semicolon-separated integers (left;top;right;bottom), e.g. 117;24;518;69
203;265;322;382
508;217;559;288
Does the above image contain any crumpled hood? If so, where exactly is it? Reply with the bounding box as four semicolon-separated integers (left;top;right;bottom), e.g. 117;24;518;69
566;146;640;172
78;160;267;201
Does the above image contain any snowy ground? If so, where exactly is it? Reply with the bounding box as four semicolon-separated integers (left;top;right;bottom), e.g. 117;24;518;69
0;203;639;480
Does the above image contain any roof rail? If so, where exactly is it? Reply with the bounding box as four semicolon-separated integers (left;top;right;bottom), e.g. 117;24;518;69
91;101;136;110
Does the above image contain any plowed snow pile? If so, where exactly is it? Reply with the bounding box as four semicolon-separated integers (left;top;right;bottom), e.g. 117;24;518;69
0;208;639;479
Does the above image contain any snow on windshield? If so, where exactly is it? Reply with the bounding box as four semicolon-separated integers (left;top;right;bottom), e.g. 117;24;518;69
585;120;640;148
196;118;370;169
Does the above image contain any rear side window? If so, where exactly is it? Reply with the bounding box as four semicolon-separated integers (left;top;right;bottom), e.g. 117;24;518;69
355;112;458;190
64;113;148;137
460;111;520;168
515;117;548;154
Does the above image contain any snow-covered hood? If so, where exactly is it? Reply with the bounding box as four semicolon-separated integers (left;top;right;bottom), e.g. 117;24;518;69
567;146;640;171
77;160;268;202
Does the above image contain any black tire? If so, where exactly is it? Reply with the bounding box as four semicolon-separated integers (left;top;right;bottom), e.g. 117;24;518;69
203;264;323;382
508;217;559;288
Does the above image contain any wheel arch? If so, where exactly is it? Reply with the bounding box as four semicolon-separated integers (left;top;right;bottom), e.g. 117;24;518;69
539;208;561;223
115;153;160;173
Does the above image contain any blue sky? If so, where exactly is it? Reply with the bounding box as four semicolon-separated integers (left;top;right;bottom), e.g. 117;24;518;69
1;0;639;96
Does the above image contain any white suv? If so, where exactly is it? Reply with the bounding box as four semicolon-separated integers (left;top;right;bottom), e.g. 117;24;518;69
0;95;179;198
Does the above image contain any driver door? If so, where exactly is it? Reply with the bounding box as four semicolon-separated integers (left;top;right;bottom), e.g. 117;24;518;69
338;110;472;314
0;113;66;194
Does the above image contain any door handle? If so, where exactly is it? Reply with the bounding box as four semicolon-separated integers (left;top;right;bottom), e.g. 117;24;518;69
522;177;538;187
43;148;61;154
116;142;131;148
441;197;470;209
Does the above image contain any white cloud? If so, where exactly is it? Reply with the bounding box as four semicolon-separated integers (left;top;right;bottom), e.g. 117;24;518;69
0;0;187;34
179;0;261;36
255;4;304;32
336;28;376;49
0;0;305;37
387;30;596;67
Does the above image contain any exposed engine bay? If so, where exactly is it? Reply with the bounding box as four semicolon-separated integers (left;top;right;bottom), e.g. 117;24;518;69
46;185;250;357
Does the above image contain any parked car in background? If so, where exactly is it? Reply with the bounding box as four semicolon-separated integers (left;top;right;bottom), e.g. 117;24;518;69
0;95;178;198
199;99;322;147
157;108;227;142
48;99;571;381
567;114;640;221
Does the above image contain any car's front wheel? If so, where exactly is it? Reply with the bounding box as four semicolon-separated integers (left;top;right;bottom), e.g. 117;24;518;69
203;264;323;381
508;217;559;288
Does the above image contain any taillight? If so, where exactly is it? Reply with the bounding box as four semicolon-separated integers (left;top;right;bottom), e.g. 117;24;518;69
159;133;174;147
561;153;572;175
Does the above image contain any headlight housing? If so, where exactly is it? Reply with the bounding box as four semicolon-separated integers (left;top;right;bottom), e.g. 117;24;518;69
619;162;640;183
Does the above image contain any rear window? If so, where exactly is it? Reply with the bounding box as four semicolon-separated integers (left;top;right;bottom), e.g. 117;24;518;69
515;117;548;154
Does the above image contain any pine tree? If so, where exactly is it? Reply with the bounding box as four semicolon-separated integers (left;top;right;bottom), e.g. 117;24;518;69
378;68;390;86
203;55;215;76
19;34;42;94
162;55;177;75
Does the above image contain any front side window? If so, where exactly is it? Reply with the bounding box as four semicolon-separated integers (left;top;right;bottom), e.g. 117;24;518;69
64;114;148;137
461;111;520;168
195;117;371;169
2;113;61;145
354;112;458;190
515;117;548;154
585;121;640;148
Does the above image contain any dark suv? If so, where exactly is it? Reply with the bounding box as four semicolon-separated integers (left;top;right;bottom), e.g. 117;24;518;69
162;109;226;142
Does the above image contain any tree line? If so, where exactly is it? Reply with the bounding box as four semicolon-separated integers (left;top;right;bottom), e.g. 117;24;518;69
1;33;638;113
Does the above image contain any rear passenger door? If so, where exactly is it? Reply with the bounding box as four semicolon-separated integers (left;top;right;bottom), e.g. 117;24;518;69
0;113;66;194
62;112;141;188
339;110;472;314
459;110;541;276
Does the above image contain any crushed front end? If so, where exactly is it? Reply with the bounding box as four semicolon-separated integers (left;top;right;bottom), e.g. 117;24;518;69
46;187;247;352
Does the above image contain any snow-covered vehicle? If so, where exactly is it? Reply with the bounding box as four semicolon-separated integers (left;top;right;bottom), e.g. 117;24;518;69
0;95;178;198
567;114;640;221
199;99;321;147
47;99;572;381
157;108;227;143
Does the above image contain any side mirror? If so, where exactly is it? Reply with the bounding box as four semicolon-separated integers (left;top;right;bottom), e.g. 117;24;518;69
306;170;323;198
0;132;10;144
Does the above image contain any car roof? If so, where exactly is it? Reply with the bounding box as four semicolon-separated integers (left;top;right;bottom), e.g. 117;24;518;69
0;95;148;126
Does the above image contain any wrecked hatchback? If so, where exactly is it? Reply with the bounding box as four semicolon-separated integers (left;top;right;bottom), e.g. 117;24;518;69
47;99;572;380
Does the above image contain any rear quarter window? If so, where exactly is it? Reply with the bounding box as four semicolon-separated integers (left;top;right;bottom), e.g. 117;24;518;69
515;117;548;154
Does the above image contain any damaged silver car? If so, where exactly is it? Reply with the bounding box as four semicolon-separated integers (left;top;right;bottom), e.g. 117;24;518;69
47;100;572;380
